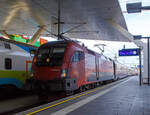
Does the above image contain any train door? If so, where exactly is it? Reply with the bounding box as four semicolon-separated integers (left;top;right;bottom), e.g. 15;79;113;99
113;61;117;80
69;51;85;87
0;53;4;70
95;56;99;80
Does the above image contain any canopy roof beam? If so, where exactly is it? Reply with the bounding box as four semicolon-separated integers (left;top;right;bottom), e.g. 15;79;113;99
28;25;46;45
0;30;11;39
107;19;143;47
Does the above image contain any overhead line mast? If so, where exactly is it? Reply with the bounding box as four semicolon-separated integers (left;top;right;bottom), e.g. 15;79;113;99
58;0;61;40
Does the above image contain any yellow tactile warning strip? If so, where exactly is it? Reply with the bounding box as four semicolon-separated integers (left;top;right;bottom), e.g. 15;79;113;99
26;78;130;115
26;87;104;115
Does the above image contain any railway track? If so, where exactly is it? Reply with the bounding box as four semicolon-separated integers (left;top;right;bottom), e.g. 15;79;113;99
0;91;67;115
0;76;131;115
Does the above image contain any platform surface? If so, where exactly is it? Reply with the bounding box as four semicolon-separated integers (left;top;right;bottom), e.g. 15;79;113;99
16;76;150;115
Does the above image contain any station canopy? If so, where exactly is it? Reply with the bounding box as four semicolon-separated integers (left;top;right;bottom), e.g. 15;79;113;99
0;0;129;42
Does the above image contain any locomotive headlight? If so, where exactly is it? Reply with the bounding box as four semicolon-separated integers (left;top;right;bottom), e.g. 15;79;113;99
30;70;35;78
33;57;37;63
61;69;68;78
30;73;34;77
46;58;50;62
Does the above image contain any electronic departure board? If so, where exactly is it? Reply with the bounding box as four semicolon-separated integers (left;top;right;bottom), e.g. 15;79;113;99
119;48;140;56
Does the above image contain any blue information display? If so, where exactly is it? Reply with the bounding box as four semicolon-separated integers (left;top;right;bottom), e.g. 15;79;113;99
119;48;140;56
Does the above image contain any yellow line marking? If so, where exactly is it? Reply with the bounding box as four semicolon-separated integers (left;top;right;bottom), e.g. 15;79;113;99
26;78;127;115
26;87;104;115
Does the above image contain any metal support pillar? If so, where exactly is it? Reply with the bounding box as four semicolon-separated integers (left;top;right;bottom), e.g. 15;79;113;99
126;2;150;85
28;25;46;45
0;30;10;39
148;37;150;85
57;0;61;39
139;48;142;86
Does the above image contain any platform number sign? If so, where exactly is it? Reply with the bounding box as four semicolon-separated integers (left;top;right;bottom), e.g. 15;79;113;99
119;48;140;56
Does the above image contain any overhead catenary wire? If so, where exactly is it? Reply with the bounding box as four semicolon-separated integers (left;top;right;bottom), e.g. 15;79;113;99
93;40;138;67
95;40;117;56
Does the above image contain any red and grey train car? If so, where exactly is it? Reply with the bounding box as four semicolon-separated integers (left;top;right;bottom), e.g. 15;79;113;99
27;40;132;93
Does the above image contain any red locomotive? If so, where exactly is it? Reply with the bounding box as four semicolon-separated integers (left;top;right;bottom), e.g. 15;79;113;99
27;40;132;93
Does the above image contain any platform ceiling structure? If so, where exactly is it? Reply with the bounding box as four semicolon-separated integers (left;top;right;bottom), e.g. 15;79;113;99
0;0;130;42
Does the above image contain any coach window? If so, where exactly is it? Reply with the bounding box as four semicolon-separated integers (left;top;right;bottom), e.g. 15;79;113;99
5;58;12;69
79;51;84;60
4;43;11;49
72;52;79;62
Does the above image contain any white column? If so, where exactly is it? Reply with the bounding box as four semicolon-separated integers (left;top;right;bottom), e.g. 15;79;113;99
0;30;10;39
28;25;46;45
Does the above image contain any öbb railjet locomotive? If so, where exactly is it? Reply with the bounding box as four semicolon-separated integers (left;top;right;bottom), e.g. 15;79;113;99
27;40;133;93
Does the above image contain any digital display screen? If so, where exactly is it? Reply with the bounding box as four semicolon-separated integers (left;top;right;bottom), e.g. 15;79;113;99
119;48;140;56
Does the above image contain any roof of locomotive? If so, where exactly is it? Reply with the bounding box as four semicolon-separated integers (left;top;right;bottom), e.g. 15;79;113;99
40;40;83;48
39;41;130;68
40;40;107;56
39;40;119;64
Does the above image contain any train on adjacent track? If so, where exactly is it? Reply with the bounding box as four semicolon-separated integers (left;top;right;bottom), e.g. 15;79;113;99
0;37;37;90
26;40;137;93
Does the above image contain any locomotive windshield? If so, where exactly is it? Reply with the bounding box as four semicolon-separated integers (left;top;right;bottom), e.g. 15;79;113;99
36;47;66;66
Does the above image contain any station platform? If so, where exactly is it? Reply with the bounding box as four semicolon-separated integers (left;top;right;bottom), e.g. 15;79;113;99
16;76;150;115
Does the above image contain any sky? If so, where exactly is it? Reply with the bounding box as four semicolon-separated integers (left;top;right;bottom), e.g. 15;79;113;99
112;0;150;67
119;0;150;37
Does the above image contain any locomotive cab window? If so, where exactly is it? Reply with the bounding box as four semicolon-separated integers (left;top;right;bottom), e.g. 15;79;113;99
5;58;12;69
72;51;84;62
36;47;66;66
